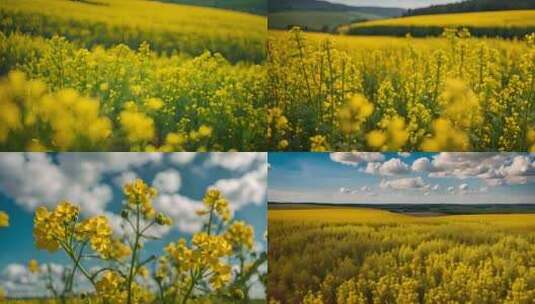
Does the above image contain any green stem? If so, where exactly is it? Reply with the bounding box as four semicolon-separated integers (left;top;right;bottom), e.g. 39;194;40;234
126;204;141;304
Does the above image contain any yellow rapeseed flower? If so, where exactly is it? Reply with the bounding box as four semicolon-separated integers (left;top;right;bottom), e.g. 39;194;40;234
28;259;40;273
33;201;80;252
200;189;231;222
421;118;470;151
224;221;254;250
0;211;9;227
123;179;158;219
310;135;330;152
119;110;155;144
338;94;374;134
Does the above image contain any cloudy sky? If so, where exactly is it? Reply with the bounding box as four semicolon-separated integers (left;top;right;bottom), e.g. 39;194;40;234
328;0;461;9
269;152;535;204
0;152;267;298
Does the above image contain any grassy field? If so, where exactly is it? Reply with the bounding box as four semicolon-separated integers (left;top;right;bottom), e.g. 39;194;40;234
342;10;535;37
0;0;269;151
268;206;535;303
268;11;383;32
266;29;534;151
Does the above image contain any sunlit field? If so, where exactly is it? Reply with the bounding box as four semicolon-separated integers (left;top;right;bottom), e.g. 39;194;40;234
0;0;267;151
342;10;535;38
268;206;535;303
0;0;266;62
267;29;535;151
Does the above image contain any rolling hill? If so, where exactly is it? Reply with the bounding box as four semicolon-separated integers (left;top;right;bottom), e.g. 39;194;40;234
268;0;405;31
269;0;405;15
405;0;535;17
155;0;267;15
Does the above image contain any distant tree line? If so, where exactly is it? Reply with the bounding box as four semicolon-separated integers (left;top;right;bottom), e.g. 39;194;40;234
404;0;535;16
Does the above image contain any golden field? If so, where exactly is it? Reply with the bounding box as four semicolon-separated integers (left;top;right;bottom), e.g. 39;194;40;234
0;0;266;62
344;10;535;29
268;207;535;303
342;10;535;38
0;0;268;151
267;29;535;151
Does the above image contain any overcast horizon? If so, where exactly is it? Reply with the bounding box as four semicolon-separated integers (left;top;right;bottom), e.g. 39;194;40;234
326;0;462;9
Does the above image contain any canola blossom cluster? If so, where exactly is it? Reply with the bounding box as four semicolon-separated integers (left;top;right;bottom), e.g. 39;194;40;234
269;208;535;304
267;28;535;151
25;179;265;303
0;32;267;151
156;189;262;303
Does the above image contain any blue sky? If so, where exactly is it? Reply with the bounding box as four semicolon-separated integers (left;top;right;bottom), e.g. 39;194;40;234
328;0;461;9
268;152;535;204
0;153;267;298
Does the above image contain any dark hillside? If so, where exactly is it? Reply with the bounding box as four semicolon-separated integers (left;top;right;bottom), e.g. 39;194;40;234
268;0;405;16
156;0;267;15
405;0;535;16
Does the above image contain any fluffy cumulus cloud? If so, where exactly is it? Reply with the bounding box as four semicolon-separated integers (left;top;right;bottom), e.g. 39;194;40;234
411;157;433;172
0;153;164;215
330;152;385;166
364;158;410;176
380;177;427;190
211;163;267;210
0;262;91;298
205;152;264;171
168;152;196;165
152;193;203;233
419;153;535;186
0;152;267;236
113;170;138;187
152;169;182;193
329;153;535;200
337;184;376;196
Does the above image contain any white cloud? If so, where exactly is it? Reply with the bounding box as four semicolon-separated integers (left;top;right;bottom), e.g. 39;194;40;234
211;163;267;210
380;177;427;190
416;153;535;187
363;158;409;176
0;154;112;216
330;152;385;166
459;183;468;191
378;158;410;175
432;184;440;191
113;171;138;187
398;152;411;158
1;262;92;298
339;187;349;193
152;169;182;193
0;152;266;235
411;157;433;172
152;194;203;233
206;153;264;171
168;152;196;165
